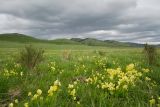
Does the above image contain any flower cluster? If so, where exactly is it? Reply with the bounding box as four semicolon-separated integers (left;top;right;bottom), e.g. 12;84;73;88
48;79;61;96
8;79;61;107
84;64;147;95
3;69;23;77
67;81;80;104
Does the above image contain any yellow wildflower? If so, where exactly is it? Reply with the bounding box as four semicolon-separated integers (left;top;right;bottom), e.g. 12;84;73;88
68;84;74;89
142;68;150;73
122;85;128;90
73;81;77;85
70;89;76;96
145;77;151;81
54;79;61;86
14;99;18;104
24;102;29;107
40;96;43;100
77;101;80;104
28;92;32;96
149;98;155;106
8;103;14;107
20;72;23;76
32;94;38;100
37;89;42;96
48;92;53;96
53;85;58;91
126;64;134;71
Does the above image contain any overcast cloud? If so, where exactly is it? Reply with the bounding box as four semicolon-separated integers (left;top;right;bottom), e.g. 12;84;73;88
0;0;160;44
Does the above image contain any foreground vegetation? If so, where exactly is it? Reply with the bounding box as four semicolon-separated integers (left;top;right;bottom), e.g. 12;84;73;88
0;40;160;107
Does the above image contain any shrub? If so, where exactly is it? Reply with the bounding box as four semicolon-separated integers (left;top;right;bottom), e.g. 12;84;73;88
18;45;45;70
143;43;157;65
62;50;72;60
98;50;106;56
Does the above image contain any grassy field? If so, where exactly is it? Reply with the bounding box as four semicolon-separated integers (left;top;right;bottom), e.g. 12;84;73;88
0;40;160;107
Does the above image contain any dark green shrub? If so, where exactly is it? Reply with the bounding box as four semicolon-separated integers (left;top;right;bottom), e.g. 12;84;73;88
143;43;157;65
98;50;106;56
18;45;45;70
62;50;72;60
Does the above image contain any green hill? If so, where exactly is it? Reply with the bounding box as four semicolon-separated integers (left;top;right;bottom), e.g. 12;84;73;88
0;33;151;47
50;39;81;45
0;33;81;45
71;38;130;47
0;33;47;43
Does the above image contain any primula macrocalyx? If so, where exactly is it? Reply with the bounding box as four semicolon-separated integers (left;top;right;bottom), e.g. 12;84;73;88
68;84;74;89
28;92;32;96
149;98;155;106
15;99;18;103
24;102;29;107
9;103;14;107
142;68;150;73
48;92;53;96
54;79;61;86
32;94;38;100
53;85;58;91
126;64;134;71
37;89;42;95
123;85;128;90
70;89;76;96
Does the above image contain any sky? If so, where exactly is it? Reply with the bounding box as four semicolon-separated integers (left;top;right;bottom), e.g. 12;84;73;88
0;0;160;44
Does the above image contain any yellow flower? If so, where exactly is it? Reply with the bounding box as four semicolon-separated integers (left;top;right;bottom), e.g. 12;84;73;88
73;81;77;85
20;72;23;76
70;89;76;96
48;85;58;94
28;92;32;96
24;102;29;107
77;101;80;104
122;85;128;90
145;77;151;81
53;85;58;91
54;80;61;86
48;92;53;96
73;96;76;100
32;94;38;100
8;103;14;107
149;98;155;106
126;64;134;71
40;96;43;100
37;89;42;96
157;104;160;107
142;68;150;73
14;99;18;104
68;84;74;89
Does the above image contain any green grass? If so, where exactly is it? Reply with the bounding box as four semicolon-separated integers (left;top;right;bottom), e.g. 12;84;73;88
0;40;160;107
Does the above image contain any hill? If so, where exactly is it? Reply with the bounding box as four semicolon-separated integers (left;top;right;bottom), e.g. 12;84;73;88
50;39;81;45
0;33;156;47
0;33;48;43
71;38;143;47
0;33;81;45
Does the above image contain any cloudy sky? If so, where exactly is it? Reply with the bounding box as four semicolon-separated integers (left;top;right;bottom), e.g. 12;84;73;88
0;0;160;44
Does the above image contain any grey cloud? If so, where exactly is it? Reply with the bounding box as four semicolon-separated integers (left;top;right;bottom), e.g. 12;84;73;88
0;0;160;44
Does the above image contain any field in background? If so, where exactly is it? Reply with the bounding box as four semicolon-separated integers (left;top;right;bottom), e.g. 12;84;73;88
0;40;160;107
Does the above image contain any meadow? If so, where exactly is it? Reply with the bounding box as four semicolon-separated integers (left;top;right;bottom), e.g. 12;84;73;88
0;40;160;107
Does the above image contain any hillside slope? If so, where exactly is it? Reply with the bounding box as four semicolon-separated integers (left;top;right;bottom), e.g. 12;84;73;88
0;33;150;47
0;33;47;43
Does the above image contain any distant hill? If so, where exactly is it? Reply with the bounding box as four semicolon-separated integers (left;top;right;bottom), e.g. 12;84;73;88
0;33;47;43
50;39;81;45
71;38;130;47
71;38;142;47
0;33;81;45
0;33;158;47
